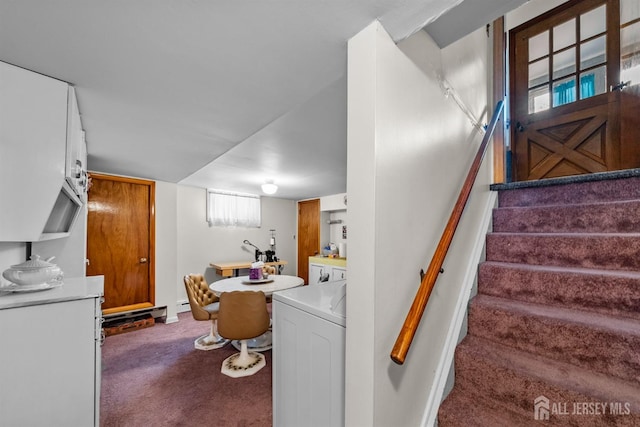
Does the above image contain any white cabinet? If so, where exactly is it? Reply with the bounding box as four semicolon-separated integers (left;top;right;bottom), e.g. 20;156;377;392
0;276;103;426
320;193;347;211
308;257;347;285
309;263;332;284
332;267;347;281
0;61;85;241
66;86;88;200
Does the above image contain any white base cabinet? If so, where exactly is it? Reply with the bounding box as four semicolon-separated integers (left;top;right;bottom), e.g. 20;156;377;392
309;262;332;284
332;267;346;281
0;276;103;426
308;257;347;285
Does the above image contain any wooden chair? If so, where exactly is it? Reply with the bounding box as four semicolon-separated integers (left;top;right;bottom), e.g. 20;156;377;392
183;274;229;350
218;291;270;377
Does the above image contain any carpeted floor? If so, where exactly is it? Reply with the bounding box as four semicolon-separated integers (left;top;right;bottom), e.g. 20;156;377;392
100;312;272;427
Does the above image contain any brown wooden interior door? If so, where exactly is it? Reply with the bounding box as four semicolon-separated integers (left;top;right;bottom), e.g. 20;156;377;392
514;97;615;179
87;173;155;313
510;0;634;181
297;199;320;285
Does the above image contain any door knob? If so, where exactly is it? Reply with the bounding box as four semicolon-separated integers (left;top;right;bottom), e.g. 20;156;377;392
516;121;525;132
140;258;148;263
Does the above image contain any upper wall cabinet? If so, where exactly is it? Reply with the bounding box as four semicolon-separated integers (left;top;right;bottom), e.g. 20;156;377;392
0;62;86;241
66;86;88;200
320;193;347;211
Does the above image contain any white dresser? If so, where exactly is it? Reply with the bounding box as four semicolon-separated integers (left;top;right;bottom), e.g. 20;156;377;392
0;276;104;426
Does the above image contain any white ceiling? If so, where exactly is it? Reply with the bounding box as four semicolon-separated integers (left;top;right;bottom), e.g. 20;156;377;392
0;0;518;200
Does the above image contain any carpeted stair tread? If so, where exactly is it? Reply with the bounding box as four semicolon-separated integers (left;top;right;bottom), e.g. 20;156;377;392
497;176;640;208
478;261;640;321
486;232;640;271
438;387;531;427
492;199;640;233
439;176;640;426
468;295;640;383
453;336;640;421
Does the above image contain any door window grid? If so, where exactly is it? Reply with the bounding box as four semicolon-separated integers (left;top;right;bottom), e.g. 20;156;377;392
527;4;608;113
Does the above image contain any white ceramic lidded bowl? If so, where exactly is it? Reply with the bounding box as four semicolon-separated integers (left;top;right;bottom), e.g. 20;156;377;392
2;255;64;286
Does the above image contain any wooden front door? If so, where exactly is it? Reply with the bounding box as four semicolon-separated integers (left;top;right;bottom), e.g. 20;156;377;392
297;199;320;285
510;0;640;181
87;173;155;314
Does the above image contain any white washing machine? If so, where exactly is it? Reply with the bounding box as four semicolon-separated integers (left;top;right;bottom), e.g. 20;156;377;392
272;280;346;427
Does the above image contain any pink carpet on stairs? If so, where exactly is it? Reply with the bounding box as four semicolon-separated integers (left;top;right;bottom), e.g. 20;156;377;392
439;175;640;426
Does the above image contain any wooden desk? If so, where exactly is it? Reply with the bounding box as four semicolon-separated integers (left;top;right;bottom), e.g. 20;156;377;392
209;260;288;277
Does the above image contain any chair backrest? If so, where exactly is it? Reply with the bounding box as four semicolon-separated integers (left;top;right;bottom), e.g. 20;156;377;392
183;274;218;321
217;291;270;340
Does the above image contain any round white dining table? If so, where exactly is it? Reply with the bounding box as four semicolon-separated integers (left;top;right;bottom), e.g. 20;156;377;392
209;274;303;297
209;274;304;352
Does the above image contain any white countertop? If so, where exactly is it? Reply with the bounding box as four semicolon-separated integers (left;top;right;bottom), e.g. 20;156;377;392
0;275;104;310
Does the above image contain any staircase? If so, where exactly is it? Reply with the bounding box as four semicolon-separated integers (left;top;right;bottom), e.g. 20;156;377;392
438;174;640;426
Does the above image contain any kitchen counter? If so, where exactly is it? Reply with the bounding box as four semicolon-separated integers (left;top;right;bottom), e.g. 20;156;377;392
309;256;347;268
0;275;104;310
0;275;103;426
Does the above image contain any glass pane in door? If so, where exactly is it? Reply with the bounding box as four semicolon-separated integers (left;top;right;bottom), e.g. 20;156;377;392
553;76;576;107
580;66;607;99
581;36;607;69
553;49;576;79
621;22;640;87
621;0;640;25
529;58;549;87
529;86;550;113
529;31;549;61
554;19;576;51
581;5;606;40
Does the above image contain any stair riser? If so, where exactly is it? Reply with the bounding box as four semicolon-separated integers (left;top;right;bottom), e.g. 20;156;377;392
454;344;640;425
492;201;640;233
498;177;640;208
468;300;640;383
486;233;640;271
478;263;640;321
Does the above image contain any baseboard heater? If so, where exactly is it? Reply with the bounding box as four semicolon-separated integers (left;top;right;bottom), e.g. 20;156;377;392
177;300;191;314
103;305;167;326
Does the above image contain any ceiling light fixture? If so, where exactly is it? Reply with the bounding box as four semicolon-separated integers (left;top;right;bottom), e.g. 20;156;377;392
261;180;278;195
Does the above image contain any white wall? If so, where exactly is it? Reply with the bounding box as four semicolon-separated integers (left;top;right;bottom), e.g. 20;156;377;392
346;21;494;426
176;185;297;302
505;0;566;30
0;242;26;286
155;181;178;323
328;210;347;249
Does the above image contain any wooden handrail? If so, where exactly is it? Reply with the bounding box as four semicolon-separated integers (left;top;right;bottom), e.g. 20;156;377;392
390;101;504;365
